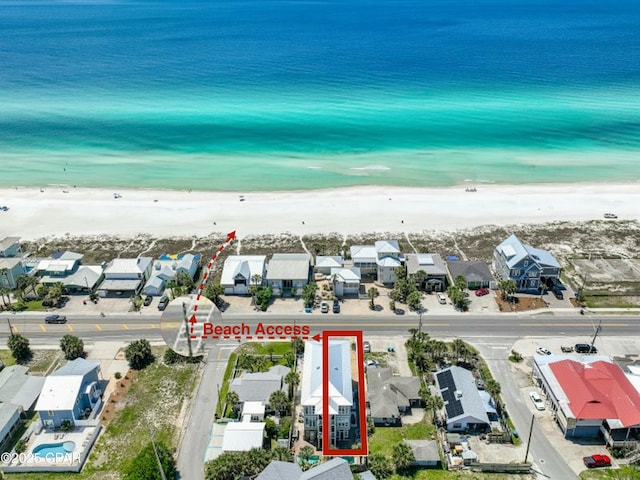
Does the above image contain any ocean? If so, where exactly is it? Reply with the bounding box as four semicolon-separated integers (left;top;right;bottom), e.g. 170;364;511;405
1;0;639;191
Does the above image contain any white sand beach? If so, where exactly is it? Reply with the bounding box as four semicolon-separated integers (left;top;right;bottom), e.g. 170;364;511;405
0;183;638;240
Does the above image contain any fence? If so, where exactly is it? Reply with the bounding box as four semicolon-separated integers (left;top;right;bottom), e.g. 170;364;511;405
468;462;532;473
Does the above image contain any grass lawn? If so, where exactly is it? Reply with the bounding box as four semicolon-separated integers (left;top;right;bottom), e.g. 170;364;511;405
239;341;292;357
6;347;201;480
369;420;437;457
26;350;62;375
217;352;237;416
580;466;640;480
0;349;17;367
22;300;46;311
388;472;535;480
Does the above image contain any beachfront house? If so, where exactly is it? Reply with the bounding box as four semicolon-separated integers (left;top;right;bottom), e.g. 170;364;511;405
301;340;353;447
220;255;267;295
330;267;361;297
142;254;200;296
405;253;448;292
435;366;493;433
446;260;493;290
97;257;153;297
315;256;344;275
493;234;561;293
0;237;21;258
265;253;312;296
0;257;26;290
34;251;83;285
35;358;103;429
366;368;422;426
350;240;403;284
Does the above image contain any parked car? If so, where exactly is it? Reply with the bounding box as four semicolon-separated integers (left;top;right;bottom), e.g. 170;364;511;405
436;292;447;304
332;299;340;313
363;341;371;353
475;288;490;297
320;302;329;313
583;454;611;468
536;347;551;355
44;314;67;324
575;343;598;354
143;295;153;306
529;391;545;410
157;296;169;311
603;213;618;219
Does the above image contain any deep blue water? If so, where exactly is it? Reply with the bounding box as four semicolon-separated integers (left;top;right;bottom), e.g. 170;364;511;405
1;0;639;190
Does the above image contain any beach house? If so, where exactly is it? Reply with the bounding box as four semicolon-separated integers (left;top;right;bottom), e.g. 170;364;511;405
0;237;21;258
350;239;403;284
265;253;312;296
142;253;200;296
315;256;344;275
0;258;26;290
330;267;361;297
97;257;153;297
35;358;103;429
493;234;561;293
405;253;448;292
366;368;422;426
220;255;267;295
301;340;352;447
34;251;83;285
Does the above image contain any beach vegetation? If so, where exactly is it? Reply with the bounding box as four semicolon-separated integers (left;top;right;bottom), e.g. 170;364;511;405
410;269;427;290
7;333;31;364
394;266;407;280
367;286;379;309
205;448;279;480
122;441;176;480
269;389;290;416
203;282;224;306
60;334;85;360
167;271;195;299
125;339;155;370
129;294;143;312
254;286;272;311
498;279;517;302
446;285;469;311
406;290;422;311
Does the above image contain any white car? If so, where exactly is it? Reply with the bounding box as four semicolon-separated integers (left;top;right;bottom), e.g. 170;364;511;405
536;347;551;355
437;292;447;304
529;391;545;411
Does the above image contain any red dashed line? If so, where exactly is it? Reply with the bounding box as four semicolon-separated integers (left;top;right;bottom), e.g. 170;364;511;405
302;336;309;340
234;335;241;339
246;336;253;339
190;335;197;339
257;336;264;340
203;272;208;280
268;336;275;339
224;336;230;339
196;294;201;300
193;305;198;311
201;336;208;339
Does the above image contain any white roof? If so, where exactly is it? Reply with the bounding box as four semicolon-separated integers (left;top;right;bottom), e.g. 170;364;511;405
221;256;266;286
266;253;311;281
375;240;400;254
104;258;151;275
330;267;361;282
628;365;640;376
316;256;343;269
35;375;83;411
377;257;401;267
301;340;352;415
37;259;77;273
242;401;266;416
350;246;377;261
221;421;265;452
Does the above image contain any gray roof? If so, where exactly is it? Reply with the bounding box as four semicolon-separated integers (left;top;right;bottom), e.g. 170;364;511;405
98;278;142;291
63;265;103;289
0;366;31;403
435;366;490;426
0;403;21;435
496;234;560;269
0;236;20;252
316;256;344;269
229;365;290;404
52;358;100;377
0;257;22;269
405;253;447;276
358;472;377;480
446;261;493;283
256;461;303;480
300;457;352;480
405;439;440;463
367;368;420;419
58;251;84;261
266;253;312;281
11;376;46;411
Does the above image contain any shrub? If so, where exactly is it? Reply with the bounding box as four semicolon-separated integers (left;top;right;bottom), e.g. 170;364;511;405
15;439;26;454
114;372;122;379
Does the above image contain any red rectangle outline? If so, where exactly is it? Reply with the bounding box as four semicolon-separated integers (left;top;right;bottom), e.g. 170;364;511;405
321;330;368;456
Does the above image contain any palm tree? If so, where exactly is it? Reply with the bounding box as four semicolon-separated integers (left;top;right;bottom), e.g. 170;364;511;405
226;390;240;413
271;447;293;462
538;283;548;307
451;339;468;363
251;274;262;288
285;370;300;400
428;394;444;423
269;390;289;416
411;270;427;290
367;287;379;310
485;379;501;404
298;445;314;470
393;266;407;281
454;275;467;292
392;442;415;473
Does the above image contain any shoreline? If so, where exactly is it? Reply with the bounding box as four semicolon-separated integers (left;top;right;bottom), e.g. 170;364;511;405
1;183;638;241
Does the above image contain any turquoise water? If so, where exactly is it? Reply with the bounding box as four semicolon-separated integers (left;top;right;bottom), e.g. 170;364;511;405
1;0;639;191
33;441;76;458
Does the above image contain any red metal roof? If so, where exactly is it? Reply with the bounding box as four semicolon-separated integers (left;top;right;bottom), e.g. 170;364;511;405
549;359;640;427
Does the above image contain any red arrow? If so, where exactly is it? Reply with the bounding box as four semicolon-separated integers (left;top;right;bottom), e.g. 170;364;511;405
189;315;197;325
226;230;237;242
312;333;322;342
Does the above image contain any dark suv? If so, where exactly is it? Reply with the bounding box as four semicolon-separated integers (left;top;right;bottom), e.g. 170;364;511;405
575;343;598;354
44;314;67;324
332;299;340;313
157;296;169;311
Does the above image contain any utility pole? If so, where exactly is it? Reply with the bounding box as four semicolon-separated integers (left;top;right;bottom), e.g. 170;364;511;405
590;319;602;352
147;424;168;480
524;414;535;464
418;312;423;336
182;302;193;358
7;318;14;337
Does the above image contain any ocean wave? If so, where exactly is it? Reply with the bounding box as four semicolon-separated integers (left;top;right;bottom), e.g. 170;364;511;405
349;165;390;171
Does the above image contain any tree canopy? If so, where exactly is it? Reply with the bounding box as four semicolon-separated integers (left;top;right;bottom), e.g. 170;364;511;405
60;334;85;360
123;442;175;480
125;339;155;370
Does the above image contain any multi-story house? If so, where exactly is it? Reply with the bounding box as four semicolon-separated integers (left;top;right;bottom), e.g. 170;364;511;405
301;340;352;448
493;234;561;293
350;240;403;285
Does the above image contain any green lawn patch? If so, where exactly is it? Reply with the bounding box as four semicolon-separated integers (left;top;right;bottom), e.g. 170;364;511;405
6;347;200;480
22;300;46;311
368;420;436;457
239;342;292;357
580;465;640;480
0;349;17;367
217;351;237;416
26;350;62;375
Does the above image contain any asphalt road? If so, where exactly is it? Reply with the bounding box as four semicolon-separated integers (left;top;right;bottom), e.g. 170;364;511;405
2;312;635;344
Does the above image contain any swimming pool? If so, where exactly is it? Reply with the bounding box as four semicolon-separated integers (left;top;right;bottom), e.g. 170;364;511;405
33;441;76;458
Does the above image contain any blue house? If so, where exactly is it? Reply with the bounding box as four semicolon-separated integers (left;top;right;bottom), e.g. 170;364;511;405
35;358;102;429
493;234;561;293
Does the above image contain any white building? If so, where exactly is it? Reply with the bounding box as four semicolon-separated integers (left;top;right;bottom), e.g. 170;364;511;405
330;267;361;297
142;254;200;296
97;257;153;297
266;253;312;296
315;256;344;275
301;340;352;447
220;255;267;295
350;240;403;285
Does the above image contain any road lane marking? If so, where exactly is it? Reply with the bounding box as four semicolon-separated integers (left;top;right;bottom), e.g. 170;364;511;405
67;324;74;332
217;349;222;360
40;324;47;332
122;324;129;330
519;323;628;327
95;324;102;331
